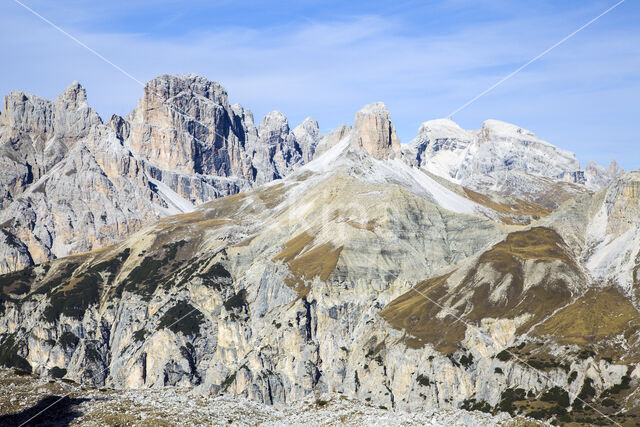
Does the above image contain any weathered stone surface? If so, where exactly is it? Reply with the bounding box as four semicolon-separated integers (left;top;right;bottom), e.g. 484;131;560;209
0;75;322;272
410;118;623;207
353;102;401;160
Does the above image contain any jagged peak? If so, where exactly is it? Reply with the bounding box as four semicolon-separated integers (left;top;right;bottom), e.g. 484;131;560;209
298;116;319;128
56;80;87;108
294;117;320;135
262;110;287;122
608;159;624;177
4;89;51;106
355;101;390;118
257;110;291;143
584;159;624;190
259;110;289;131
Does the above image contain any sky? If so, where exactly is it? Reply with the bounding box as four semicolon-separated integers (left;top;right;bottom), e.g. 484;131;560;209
0;0;638;169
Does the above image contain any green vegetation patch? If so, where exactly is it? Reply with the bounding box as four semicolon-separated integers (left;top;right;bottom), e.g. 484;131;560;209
0;228;23;248
173;257;233;291
461;398;492;413
121;256;164;298
30;262;78;296
132;329;148;342
495;350;511;361
158;302;204;336
38;250;130;322
0;334;31;373
0;265;36;297
601;374;631;398
459;353;474;368
59;331;80;350
162;240;189;261
49;366;67;378
541;386;570;407
221;370;237;392
497;387;527;415
460;375;638;425
416;374;431;387
221;364;247;392
43;273;100;322
224;289;247;312
118;242;194;300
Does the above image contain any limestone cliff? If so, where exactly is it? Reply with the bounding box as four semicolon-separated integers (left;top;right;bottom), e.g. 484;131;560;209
0;75;322;273
353;102;401;160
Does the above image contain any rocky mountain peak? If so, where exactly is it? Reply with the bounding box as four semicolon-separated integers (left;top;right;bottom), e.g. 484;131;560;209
293;117;320;162
259;110;290;137
583;159;624;190
608;159;624;177
417;118;468;139
142;73;229;108
479;119;539;142
296;117;319;132
1;90;53;133
353;102;401;160
56;81;88;110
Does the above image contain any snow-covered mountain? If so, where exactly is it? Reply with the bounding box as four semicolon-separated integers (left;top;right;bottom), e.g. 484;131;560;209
409;118;623;207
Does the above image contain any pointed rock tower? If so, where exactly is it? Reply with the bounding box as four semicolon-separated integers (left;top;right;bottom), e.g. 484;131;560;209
353;102;401;160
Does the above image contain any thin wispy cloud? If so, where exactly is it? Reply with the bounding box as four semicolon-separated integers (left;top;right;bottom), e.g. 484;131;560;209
0;1;637;169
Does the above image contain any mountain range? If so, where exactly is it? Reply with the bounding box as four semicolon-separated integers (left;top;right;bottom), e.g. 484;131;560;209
0;74;637;425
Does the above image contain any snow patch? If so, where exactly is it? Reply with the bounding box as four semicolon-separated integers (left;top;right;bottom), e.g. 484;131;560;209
384;159;479;214
148;177;195;214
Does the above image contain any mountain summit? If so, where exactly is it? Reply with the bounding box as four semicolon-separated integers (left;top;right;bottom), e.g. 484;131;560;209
353;102;402;160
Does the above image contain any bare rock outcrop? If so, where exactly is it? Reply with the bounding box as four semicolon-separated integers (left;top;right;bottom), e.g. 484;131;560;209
0;75;322;272
409;118;623;208
353;102;401;160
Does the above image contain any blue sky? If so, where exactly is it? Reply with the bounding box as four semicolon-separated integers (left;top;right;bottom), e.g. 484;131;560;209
1;0;638;169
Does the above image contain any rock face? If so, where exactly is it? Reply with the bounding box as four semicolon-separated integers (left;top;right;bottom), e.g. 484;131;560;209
125;74;320;200
353;102;401;159
410;118;623;207
0;82;161;272
0;133;638;425
0;75;322;273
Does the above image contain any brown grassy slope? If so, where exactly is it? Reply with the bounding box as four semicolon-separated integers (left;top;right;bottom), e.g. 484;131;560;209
380;227;581;353
533;287;640;352
273;231;342;297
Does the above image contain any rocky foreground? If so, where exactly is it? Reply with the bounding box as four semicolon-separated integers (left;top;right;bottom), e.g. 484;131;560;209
0;369;532;426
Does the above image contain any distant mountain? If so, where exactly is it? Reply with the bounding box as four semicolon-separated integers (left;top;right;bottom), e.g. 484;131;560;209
0;100;637;425
0;75;321;273
408;118;623;207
